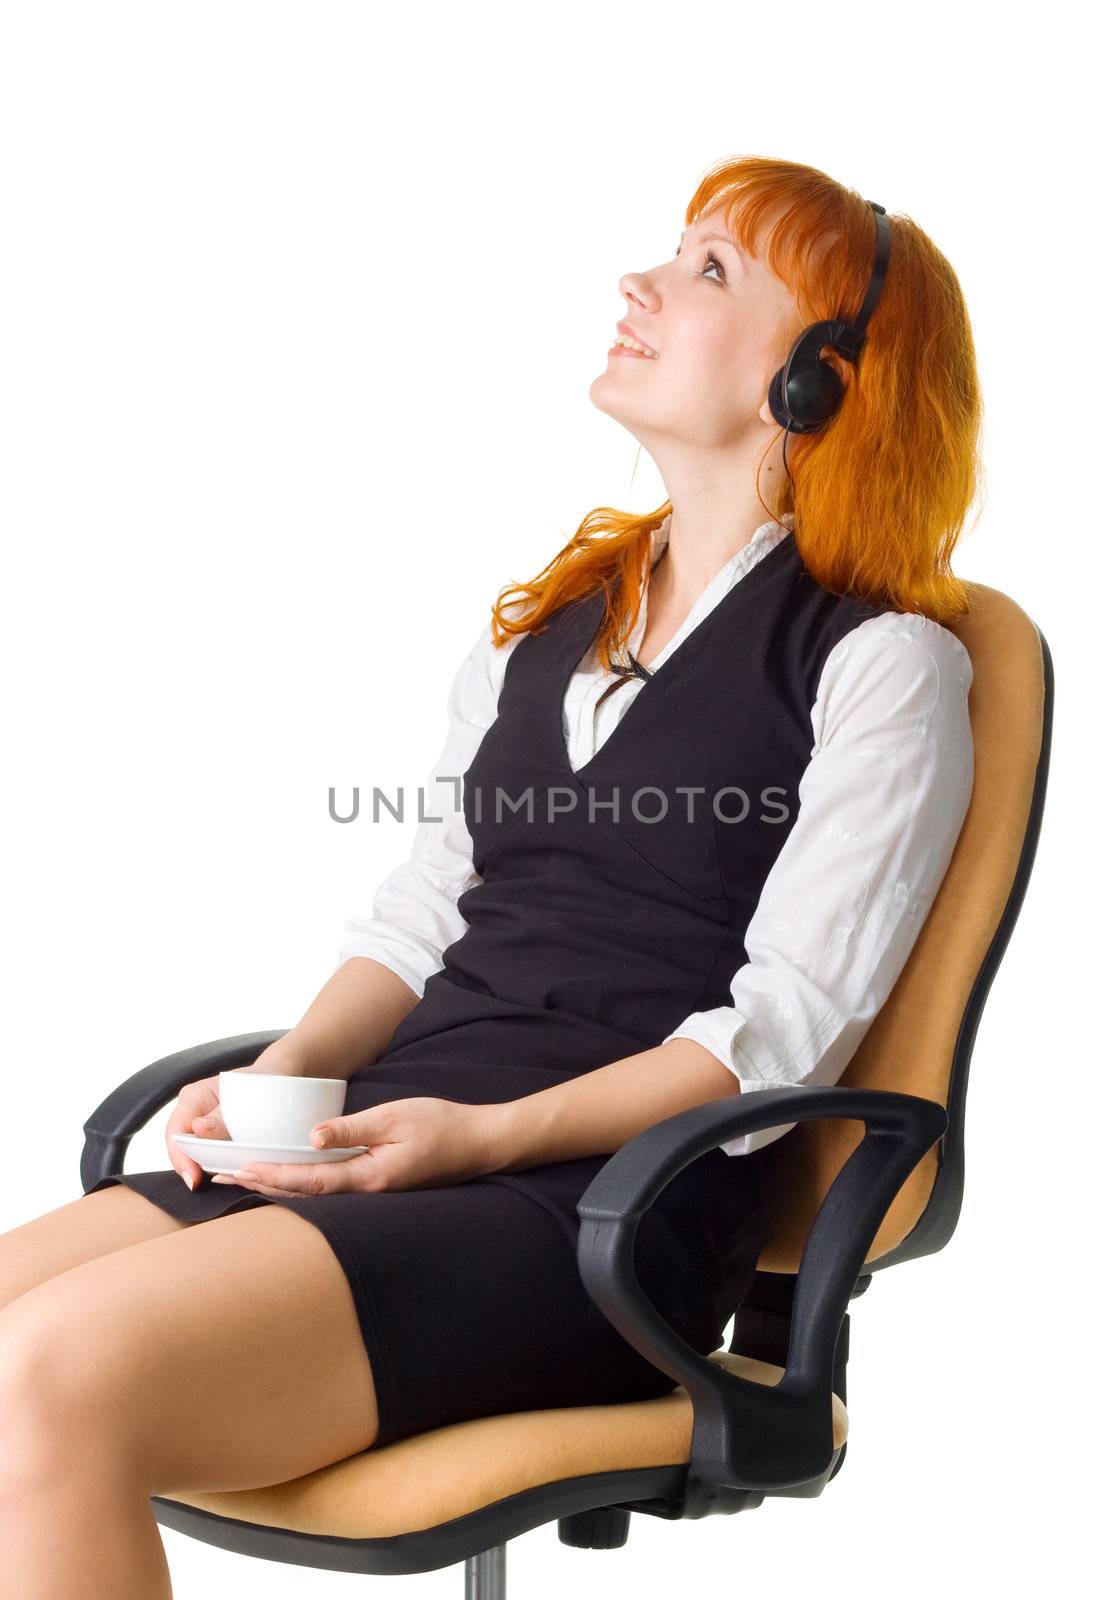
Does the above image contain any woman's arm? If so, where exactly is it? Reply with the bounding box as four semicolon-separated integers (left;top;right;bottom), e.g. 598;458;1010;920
272;616;516;1081
258;958;433;1081
487;612;975;1166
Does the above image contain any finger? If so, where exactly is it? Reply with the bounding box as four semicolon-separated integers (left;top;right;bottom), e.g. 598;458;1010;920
170;1107;227;1188
191;1112;228;1138
166;1124;203;1190
312;1108;387;1151
232;1163;336;1196
214;1174;288;1198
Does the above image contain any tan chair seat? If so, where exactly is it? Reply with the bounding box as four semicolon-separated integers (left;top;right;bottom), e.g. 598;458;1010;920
163;1349;848;1541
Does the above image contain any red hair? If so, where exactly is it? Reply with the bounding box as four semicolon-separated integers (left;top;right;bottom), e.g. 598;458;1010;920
489;155;982;666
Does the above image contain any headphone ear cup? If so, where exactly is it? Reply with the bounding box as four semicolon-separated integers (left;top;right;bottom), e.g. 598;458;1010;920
783;357;845;433
767;365;790;429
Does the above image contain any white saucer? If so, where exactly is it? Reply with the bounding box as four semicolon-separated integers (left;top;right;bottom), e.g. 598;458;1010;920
172;1133;370;1177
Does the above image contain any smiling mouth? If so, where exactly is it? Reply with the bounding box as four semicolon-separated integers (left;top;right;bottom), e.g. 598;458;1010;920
611;330;658;358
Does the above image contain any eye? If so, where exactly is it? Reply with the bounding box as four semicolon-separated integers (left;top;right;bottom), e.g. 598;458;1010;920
671;242;727;282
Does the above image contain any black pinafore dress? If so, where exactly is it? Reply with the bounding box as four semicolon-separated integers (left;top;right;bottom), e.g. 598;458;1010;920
89;530;884;1448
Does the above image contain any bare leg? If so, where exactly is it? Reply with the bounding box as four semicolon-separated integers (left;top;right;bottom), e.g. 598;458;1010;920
0;1203;380;1598
0;1185;188;1312
1;1439;174;1600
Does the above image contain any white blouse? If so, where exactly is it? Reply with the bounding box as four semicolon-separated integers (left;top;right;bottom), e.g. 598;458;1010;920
336;512;975;1157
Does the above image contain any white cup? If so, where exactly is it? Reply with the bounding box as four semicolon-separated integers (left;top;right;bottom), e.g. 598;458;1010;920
218;1071;348;1147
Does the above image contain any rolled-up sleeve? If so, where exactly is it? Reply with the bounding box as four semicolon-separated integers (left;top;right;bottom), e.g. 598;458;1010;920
334;619;502;998
662;612;975;1157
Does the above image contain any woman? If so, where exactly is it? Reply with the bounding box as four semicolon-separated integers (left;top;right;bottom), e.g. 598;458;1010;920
0;155;977;1593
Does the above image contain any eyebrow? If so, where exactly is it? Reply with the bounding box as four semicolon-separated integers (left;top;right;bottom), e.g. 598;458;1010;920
676;230;743;254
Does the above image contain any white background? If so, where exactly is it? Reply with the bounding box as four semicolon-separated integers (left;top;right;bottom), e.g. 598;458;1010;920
1;1;1104;1594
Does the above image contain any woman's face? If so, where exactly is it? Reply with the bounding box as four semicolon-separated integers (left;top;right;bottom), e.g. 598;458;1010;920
589;204;804;451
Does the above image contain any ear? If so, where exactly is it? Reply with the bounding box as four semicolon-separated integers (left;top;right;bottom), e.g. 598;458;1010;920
821;348;855;392
760;346;856;429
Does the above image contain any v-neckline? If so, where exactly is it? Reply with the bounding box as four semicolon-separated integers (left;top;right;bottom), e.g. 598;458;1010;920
554;527;797;788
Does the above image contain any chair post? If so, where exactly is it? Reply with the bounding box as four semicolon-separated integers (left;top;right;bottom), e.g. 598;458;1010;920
464;1542;507;1599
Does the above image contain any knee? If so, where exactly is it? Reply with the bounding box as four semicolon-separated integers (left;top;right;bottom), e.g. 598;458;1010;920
0;1300;118;1496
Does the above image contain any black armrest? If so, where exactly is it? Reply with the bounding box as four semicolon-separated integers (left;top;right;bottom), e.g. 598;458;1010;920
80;1030;289;1191
576;1084;946;1498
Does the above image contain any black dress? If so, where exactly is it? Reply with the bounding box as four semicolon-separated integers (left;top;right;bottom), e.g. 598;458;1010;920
88;531;883;1449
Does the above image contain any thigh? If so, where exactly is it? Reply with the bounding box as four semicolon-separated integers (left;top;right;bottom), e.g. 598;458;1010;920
0;1184;188;1313
0;1202;379;1497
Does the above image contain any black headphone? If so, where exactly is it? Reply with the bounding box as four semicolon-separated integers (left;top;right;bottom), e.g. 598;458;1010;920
767;199;891;435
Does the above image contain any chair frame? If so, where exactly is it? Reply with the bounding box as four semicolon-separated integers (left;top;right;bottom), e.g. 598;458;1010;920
77;627;1053;1596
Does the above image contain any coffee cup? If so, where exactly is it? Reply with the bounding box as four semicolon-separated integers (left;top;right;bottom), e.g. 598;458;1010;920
218;1071;348;1147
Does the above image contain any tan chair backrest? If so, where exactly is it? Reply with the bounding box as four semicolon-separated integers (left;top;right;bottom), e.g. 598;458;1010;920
756;584;1048;1273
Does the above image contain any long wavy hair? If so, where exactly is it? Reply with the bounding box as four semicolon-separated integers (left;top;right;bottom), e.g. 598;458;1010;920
488;154;982;669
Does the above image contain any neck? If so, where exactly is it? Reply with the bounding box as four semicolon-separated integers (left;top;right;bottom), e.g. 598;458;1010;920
648;504;792;614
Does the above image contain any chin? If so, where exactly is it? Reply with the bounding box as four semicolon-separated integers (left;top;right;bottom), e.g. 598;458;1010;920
588;370;634;422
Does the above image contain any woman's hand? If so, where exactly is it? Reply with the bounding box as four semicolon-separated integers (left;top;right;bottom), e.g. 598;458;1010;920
167;1073;232;1190
211;1096;507;1197
167;1039;310;1190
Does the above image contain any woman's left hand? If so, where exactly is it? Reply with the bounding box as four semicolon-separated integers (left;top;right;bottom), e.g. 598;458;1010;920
210;1096;507;1197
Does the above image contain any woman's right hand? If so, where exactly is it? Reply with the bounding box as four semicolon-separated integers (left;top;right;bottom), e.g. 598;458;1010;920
166;1040;312;1190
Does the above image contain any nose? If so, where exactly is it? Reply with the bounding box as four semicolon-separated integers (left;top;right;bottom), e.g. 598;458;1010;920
618;270;656;321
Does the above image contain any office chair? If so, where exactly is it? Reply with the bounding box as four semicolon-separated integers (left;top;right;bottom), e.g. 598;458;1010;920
80;581;1052;1596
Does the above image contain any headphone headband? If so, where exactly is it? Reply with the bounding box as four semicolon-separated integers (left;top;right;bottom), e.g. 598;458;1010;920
831;200;891;361
767;198;892;436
